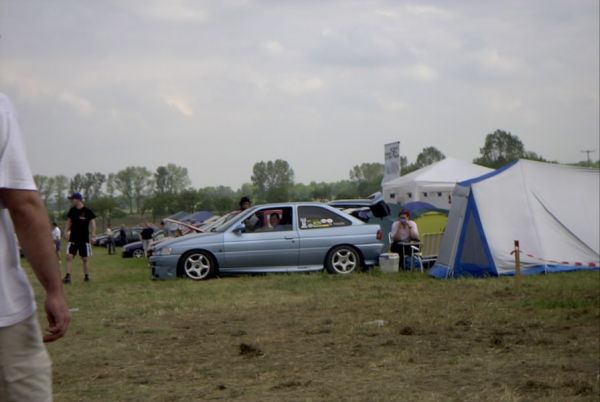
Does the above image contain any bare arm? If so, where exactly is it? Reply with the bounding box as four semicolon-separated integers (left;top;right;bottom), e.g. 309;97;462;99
64;218;72;240
90;218;97;245
0;189;70;342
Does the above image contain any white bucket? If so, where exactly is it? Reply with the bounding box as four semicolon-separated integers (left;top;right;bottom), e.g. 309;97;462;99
379;253;399;273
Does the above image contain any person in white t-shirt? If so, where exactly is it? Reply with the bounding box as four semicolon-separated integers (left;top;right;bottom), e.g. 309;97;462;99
0;93;70;401
390;210;420;269
52;222;62;261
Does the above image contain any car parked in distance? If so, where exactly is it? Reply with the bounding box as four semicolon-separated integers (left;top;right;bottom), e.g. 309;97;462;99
96;227;143;247
122;230;167;258
150;202;384;280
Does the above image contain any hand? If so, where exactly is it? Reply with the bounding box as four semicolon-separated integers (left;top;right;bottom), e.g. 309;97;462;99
91;236;96;245
43;292;71;342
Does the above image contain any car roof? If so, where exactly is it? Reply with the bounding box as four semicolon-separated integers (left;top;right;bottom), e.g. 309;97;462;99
251;202;341;208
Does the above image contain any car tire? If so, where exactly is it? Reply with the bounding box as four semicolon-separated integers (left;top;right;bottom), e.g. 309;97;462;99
325;245;361;275
132;249;145;258
178;250;215;281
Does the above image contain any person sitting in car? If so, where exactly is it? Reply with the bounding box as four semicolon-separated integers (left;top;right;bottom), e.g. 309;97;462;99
268;212;283;231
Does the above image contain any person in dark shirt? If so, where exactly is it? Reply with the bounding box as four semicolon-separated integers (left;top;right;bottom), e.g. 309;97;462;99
139;222;154;257
63;192;96;283
119;225;127;246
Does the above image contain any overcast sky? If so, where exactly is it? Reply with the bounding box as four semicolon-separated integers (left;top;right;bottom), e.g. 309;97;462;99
1;0;598;188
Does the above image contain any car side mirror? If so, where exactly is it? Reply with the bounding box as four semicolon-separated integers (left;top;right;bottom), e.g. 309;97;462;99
232;223;246;234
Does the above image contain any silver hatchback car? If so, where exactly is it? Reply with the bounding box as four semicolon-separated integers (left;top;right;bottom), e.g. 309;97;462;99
150;202;384;280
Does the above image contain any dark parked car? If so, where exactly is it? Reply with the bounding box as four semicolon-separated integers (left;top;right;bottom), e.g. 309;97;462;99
96;227;142;247
122;230;166;258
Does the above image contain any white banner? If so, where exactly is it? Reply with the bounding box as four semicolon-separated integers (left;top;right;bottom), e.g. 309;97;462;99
382;141;400;184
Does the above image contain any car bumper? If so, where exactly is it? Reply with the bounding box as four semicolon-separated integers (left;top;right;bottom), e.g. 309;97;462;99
149;255;181;280
360;243;385;266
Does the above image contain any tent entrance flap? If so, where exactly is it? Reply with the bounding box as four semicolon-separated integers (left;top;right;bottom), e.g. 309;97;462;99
452;194;496;277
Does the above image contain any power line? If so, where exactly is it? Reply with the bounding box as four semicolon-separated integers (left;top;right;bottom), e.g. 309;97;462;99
581;149;596;167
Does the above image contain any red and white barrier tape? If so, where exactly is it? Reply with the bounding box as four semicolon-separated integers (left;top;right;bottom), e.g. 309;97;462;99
512;249;598;267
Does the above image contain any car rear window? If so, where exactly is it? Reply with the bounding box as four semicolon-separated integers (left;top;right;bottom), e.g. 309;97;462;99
298;206;351;230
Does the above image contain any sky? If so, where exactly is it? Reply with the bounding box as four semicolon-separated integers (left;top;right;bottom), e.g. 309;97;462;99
1;0;598;188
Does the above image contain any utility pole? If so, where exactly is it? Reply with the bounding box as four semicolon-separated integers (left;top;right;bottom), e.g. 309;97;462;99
581;149;596;167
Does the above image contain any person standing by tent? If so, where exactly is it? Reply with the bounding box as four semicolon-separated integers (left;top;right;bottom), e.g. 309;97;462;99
390;210;420;269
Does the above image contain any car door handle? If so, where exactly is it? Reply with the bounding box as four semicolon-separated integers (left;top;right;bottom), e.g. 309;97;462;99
284;236;295;240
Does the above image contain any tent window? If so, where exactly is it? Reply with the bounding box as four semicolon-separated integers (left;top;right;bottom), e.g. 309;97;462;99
437;192;442;197
448;195;452;204
423;192;428;197
407;192;412;198
390;193;395;199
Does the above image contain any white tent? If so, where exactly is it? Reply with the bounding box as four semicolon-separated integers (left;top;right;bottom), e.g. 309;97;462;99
430;160;600;278
382;158;493;209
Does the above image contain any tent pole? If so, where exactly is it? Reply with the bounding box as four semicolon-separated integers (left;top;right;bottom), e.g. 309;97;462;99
513;240;522;287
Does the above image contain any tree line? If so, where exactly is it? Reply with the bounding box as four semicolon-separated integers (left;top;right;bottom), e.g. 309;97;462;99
35;130;597;224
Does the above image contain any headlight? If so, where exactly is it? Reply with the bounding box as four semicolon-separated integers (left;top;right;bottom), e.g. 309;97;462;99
157;247;173;256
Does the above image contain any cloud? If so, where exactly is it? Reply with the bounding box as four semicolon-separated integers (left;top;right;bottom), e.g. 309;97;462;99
57;92;94;115
119;0;206;22
375;4;455;20
310;27;398;67
261;40;285;55
377;97;407;112
407;64;439;82
279;76;324;96
474;49;522;75
163;95;194;116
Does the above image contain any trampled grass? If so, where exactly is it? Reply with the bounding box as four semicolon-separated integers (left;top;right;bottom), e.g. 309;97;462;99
24;249;600;401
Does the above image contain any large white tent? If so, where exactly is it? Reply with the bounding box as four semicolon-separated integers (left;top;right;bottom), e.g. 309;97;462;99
382;158;493;209
430;160;600;278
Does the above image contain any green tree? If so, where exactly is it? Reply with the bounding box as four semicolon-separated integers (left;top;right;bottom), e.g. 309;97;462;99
34;175;55;207
331;180;360;199
86;172;106;200
349;162;384;197
154;164;191;194
53;175;69;213
415;146;445;169
113;166;152;213
88;196;120;227
474;129;525;168
251;160;295;203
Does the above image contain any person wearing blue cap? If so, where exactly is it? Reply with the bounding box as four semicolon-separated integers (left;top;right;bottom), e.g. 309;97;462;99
63;192;96;283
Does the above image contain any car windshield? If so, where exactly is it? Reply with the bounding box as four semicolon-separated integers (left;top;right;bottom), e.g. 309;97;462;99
211;207;259;232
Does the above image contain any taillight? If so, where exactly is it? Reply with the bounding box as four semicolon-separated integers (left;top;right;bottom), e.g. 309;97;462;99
376;229;383;240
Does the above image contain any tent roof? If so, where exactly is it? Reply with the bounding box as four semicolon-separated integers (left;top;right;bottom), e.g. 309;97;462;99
383;158;493;190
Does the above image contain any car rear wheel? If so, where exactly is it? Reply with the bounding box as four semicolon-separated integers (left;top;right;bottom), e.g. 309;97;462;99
132;249;145;258
179;251;214;280
326;246;361;274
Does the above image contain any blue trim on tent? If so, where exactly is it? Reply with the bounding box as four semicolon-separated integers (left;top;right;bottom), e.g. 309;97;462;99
429;263;450;278
458;160;518;187
452;193;497;277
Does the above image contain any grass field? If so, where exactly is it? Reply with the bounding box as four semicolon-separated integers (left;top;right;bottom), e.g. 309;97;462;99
25;248;599;402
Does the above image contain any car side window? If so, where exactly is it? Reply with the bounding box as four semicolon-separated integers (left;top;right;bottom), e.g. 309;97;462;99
298;206;351;230
242;207;294;233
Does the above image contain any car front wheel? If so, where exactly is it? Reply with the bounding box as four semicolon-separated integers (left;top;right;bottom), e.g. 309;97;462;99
179;251;214;280
132;249;145;258
325;246;361;275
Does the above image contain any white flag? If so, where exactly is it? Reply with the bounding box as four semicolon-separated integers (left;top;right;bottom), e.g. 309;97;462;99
382;142;400;184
